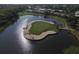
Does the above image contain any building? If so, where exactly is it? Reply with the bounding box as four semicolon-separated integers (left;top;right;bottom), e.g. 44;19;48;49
75;11;79;17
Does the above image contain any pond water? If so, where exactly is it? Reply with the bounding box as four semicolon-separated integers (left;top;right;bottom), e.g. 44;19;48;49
0;15;77;54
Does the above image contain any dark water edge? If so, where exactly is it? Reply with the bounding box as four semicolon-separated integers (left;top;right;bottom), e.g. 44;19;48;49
0;15;78;54
0;28;77;54
29;29;78;54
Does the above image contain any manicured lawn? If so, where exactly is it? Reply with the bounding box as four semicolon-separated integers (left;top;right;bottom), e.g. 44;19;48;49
49;16;68;28
18;10;44;16
29;21;58;35
18;10;33;16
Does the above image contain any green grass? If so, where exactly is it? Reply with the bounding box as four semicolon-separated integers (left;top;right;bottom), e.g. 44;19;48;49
18;10;32;16
0;20;14;32
18;10;44;16
0;27;5;32
0;8;17;16
0;8;18;32
29;21;58;35
69;28;79;40
49;16;68;28
64;46;79;54
18;11;28;16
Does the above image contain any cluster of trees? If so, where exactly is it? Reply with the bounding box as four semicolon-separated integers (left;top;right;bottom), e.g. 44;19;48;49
42;5;79;30
67;14;79;30
0;4;79;32
57;5;79;30
0;4;30;32
0;8;20;32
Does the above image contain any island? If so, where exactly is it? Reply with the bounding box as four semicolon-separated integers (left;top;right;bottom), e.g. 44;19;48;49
23;20;58;40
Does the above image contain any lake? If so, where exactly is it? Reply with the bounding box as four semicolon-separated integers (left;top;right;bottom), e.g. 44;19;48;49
0;15;77;54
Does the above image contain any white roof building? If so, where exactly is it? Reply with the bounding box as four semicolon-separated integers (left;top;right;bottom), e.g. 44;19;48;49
75;11;79;17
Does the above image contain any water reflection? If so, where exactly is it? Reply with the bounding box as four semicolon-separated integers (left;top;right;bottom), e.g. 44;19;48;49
0;15;77;54
0;15;33;53
30;30;77;54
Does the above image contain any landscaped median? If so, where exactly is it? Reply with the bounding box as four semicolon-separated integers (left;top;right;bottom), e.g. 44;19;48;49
23;20;58;40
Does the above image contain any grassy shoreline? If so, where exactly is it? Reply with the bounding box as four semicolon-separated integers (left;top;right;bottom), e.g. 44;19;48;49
29;21;58;35
24;20;58;40
0;9;19;32
19;11;79;40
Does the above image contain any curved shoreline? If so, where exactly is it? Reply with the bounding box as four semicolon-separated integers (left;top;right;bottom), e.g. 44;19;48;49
23;20;57;40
